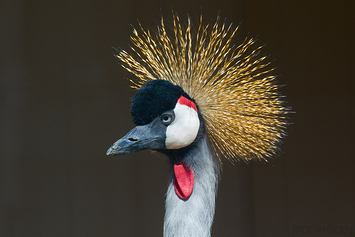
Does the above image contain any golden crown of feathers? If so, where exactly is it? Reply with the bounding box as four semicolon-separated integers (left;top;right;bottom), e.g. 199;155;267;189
115;13;289;162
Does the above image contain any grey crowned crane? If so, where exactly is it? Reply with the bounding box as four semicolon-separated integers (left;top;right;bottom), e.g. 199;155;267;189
107;13;289;237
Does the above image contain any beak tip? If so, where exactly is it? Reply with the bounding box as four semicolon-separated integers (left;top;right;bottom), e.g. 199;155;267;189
106;147;116;156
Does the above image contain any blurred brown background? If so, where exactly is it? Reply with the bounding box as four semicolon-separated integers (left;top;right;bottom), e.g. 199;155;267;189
0;0;354;236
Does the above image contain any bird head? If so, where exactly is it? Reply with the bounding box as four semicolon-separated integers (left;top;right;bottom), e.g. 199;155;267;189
106;79;201;155
107;13;289;163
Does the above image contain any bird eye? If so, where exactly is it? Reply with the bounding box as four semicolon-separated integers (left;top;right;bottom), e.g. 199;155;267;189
161;112;175;125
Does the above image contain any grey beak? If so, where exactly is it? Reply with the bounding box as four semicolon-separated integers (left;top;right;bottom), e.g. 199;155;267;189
106;122;166;155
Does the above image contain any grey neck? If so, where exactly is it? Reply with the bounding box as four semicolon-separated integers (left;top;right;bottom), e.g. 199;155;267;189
163;134;220;237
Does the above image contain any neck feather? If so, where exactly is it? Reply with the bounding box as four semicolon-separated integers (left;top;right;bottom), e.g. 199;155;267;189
163;134;220;237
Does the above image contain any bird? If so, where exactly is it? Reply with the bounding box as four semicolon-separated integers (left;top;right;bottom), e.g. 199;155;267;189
106;13;289;237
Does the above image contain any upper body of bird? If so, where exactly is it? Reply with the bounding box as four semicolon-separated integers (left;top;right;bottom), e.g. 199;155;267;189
107;13;289;237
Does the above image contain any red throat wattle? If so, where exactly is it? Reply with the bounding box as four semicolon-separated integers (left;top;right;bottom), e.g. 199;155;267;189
174;163;194;200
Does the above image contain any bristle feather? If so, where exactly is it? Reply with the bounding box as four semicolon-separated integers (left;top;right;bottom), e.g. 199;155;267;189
115;13;289;162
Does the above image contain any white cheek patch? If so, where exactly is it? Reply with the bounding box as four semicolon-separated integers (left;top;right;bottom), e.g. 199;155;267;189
165;101;200;149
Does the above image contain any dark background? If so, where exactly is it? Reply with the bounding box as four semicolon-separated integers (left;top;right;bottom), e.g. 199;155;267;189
1;0;354;236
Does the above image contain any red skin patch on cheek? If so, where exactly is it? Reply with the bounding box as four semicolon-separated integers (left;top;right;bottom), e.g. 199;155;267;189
177;96;197;112
174;163;194;200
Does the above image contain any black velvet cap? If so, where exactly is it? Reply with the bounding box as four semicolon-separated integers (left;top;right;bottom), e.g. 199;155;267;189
131;80;190;125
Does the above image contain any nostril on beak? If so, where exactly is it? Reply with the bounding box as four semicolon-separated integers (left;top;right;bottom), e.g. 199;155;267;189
128;137;139;142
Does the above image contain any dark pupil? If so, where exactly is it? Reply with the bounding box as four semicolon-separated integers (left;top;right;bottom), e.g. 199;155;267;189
163;115;171;122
